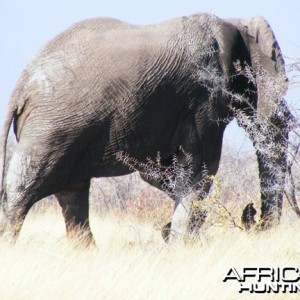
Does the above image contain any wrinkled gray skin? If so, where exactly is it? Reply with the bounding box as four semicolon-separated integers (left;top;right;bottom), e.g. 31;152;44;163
0;13;290;245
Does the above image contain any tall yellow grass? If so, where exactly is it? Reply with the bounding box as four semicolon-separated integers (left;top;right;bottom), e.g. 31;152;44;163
0;206;299;300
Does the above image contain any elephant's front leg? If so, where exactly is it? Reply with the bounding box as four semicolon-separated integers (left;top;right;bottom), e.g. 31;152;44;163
168;192;198;242
165;169;213;243
55;180;96;247
167;192;208;243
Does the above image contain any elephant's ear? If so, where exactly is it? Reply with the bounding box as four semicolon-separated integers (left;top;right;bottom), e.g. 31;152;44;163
231;16;288;117
241;16;285;74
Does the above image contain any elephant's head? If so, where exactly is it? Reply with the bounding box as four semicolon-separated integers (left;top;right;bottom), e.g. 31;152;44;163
228;17;292;228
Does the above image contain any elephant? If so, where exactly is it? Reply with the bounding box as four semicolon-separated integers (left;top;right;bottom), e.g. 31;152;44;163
0;12;292;245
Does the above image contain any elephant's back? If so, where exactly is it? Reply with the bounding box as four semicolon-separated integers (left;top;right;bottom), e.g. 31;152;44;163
19;14;219;99
11;13;223;139
19;17;185;106
35;16;179;57
17;12;222;94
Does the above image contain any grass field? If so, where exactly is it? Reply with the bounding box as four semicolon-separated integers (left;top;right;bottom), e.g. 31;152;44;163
0;203;299;300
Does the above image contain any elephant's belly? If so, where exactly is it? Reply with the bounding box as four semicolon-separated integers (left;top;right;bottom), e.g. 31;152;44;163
78;118;179;179
84;141;173;179
91;160;136;178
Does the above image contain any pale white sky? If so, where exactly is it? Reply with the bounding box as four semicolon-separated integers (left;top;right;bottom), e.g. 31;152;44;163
1;0;299;149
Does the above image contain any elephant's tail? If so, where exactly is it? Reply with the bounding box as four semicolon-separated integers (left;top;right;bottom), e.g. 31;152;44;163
0;98;17;201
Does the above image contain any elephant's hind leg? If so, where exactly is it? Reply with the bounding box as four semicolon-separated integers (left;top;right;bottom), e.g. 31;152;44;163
0;196;35;243
0;148;40;242
55;180;95;247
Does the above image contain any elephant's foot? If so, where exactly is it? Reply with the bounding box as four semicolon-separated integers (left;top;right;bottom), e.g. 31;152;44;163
161;222;172;243
64;222;96;248
0;206;27;244
258;214;280;231
256;205;281;231
161;220;204;243
55;179;96;248
0;219;21;245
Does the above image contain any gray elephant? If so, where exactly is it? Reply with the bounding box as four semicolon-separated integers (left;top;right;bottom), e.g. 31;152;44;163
0;13;291;245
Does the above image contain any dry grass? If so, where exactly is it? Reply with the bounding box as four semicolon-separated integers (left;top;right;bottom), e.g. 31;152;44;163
0;205;299;300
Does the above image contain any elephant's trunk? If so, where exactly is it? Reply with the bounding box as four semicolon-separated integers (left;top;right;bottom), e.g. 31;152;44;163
234;69;291;229
233;16;292;228
257;152;286;228
253;102;292;229
256;124;288;228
